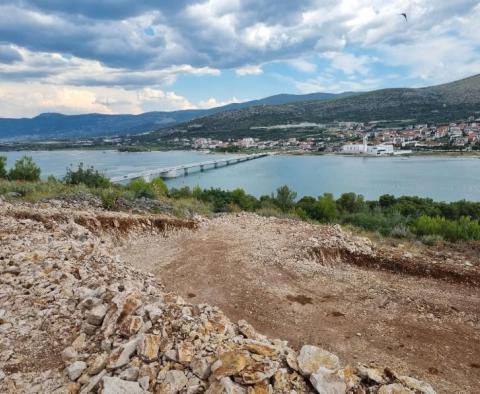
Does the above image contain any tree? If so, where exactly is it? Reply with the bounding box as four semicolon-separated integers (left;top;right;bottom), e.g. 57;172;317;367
0;156;6;179
337;192;366;213
8;156;41;181
379;194;396;208
315;193;337;221
274;185;297;212
64;163;111;188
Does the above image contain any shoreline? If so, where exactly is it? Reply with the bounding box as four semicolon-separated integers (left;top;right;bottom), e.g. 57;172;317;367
1;146;480;158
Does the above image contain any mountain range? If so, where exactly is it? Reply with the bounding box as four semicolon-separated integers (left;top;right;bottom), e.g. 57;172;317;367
0;92;353;141
143;74;480;140
1;74;479;142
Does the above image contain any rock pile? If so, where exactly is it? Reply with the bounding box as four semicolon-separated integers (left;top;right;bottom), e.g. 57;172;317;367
0;200;436;393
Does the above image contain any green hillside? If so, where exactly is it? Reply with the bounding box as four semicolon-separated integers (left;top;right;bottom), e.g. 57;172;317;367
143;74;480;140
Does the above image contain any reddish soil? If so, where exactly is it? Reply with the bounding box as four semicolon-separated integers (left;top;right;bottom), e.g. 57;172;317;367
118;214;480;393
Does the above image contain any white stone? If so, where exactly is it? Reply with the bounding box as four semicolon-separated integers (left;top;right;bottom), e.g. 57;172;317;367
66;361;87;381
297;345;340;376
101;376;145;394
310;367;347;394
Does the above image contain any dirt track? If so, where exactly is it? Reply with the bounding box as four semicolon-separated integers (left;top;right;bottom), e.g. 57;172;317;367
117;213;480;393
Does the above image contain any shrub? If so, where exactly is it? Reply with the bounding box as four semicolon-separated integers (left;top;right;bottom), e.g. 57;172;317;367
412;215;480;242
8;156;41;181
315;193;338;221
127;178;156;199
97;188;122;210
273;185;297;212
150;177;168;198
337;192;366;213
420;234;444;245
64;163;110;188
0;156;6;179
169;186;192;199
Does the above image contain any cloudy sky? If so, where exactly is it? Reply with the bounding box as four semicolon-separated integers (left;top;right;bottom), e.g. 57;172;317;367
0;0;479;118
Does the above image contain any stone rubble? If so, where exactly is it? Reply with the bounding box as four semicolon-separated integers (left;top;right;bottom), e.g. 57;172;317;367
0;200;437;393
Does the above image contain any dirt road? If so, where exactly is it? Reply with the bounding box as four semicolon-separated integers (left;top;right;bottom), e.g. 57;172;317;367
117;213;480;393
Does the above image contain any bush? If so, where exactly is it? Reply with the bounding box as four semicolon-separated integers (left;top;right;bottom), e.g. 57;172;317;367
169;187;193;199
97;187;122;210
273;185;297;212
0;156;6;179
337;192;366;213
64;163;110;188
127;178;156;199
8;156;41;181
412;215;480;241
150;177;168;198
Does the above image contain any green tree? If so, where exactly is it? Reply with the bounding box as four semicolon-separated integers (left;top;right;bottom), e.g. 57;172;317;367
315;193;337;221
337;192;366;213
379;194;396;208
8;156;41;181
274;185;297;212
0;156;7;179
64;163;111;188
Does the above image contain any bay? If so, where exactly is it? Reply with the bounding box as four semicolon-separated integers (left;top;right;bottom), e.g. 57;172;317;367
2;150;480;201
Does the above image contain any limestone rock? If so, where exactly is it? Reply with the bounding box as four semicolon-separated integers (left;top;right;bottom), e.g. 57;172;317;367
242;340;277;357
297;345;340;376
398;376;437;394
107;337;139;369
88;353;108;375
310;367;347;394
211;351;249;379
177;341;195;364
156;370;188;394
378;384;414;394
101;376;145;394
356;365;386;384
67;361;87;381
119;315;143;337
86;303;108;326
190;357;211;379
137;334;161;361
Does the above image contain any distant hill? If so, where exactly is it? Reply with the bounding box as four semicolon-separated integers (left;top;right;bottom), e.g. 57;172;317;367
144;74;480;140
0;91;353;141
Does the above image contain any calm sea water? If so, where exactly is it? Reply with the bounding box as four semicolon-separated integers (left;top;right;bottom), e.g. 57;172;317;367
2;150;480;201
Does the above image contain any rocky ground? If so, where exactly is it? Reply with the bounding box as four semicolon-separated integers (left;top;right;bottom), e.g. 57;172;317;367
118;213;480;393
0;199;467;393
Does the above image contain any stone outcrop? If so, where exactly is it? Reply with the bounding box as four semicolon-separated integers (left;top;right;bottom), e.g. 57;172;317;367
0;200;436;393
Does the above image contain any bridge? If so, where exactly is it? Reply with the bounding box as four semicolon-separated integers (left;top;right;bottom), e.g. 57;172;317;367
110;153;269;183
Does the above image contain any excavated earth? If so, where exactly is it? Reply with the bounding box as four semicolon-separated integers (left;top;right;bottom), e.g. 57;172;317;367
0;198;477;393
118;213;480;393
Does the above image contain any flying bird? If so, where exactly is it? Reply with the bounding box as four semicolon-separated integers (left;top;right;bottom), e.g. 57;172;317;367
400;13;407;21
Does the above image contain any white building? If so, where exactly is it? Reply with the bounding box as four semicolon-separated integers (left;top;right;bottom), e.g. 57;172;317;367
341;135;394;155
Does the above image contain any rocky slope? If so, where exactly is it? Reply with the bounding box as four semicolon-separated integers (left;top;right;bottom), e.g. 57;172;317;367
0;199;437;393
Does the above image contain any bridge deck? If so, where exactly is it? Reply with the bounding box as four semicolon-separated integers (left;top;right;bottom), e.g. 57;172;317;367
110;153;268;183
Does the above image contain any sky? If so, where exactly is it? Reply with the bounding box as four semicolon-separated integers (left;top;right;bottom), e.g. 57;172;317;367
0;0;479;118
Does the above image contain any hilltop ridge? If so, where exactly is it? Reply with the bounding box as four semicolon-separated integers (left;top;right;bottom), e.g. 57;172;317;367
144;74;480;140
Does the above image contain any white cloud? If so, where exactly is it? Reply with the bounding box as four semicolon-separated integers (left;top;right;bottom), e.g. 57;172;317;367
286;59;317;73
322;51;374;75
235;65;263;76
0;0;480;116
0;83;200;117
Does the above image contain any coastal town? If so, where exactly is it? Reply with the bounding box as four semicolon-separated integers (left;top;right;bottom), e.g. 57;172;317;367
165;118;480;155
2;118;480;156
